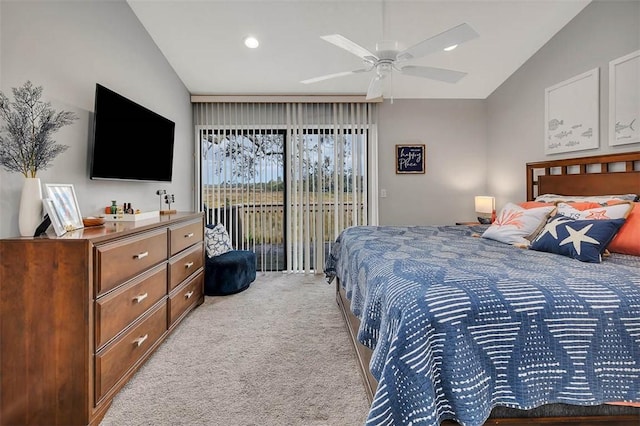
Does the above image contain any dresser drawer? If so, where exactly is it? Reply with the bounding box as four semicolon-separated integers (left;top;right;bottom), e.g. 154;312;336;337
95;301;167;403
95;229;168;295
170;219;203;256
169;272;204;326
95;263;167;349
168;243;204;291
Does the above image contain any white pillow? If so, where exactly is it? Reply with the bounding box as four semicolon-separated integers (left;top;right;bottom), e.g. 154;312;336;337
556;202;632;220
481;202;556;245
204;223;233;257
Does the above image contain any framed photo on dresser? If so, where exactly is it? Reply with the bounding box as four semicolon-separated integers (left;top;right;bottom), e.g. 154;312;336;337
43;198;65;236
44;183;83;234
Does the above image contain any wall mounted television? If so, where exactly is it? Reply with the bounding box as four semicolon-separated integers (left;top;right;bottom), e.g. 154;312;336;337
90;84;175;182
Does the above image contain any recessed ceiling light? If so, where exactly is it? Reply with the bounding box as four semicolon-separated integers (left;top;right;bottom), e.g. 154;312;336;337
244;36;259;49
443;44;458;52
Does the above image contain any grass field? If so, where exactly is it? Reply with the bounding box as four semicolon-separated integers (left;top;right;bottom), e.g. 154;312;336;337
202;187;363;245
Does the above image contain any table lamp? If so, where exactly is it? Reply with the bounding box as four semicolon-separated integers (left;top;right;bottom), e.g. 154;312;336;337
475;196;496;224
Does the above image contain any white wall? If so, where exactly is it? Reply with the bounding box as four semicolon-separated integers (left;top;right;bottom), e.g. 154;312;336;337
486;1;640;208
377;99;487;225
0;0;192;238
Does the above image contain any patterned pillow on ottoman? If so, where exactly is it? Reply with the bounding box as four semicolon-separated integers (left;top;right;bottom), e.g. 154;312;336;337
204;223;256;296
205;223;233;258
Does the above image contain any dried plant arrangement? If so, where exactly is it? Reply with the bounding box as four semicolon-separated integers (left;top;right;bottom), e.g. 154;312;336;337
0;81;78;177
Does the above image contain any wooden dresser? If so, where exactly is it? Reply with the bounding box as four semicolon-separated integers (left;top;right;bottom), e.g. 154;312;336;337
0;212;205;425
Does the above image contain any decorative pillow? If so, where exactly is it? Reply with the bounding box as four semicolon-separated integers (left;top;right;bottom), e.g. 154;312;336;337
607;202;640;256
556;202;632;221
518;201;555;209
530;215;626;263
561;201;603;210
204;223;233;258
481;202;556;245
534;193;638;203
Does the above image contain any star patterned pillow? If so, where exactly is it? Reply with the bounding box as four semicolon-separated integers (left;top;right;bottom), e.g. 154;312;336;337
530;214;626;263
555;202;632;220
204;223;233;258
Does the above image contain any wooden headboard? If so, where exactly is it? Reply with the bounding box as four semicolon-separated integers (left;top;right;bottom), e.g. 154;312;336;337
526;151;640;201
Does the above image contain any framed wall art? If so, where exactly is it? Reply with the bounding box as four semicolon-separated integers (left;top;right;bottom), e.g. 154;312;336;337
609;50;639;146
44;183;84;234
396;144;425;174
544;68;599;155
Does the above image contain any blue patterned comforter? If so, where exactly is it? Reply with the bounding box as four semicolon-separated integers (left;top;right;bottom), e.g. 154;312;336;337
325;225;640;426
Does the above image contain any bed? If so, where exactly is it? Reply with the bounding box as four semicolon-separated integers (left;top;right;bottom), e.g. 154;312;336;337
326;151;640;426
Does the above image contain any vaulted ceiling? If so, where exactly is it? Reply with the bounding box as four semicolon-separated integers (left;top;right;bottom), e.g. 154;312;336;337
127;0;590;99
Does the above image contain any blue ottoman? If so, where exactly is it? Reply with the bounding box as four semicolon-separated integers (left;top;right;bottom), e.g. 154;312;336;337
204;250;256;296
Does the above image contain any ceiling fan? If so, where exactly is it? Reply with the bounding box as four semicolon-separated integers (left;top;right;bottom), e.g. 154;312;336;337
301;23;479;99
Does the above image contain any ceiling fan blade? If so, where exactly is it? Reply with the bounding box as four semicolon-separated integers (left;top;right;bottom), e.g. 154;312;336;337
321;34;377;60
399;65;467;83
301;68;369;84
366;75;385;100
396;23;479;61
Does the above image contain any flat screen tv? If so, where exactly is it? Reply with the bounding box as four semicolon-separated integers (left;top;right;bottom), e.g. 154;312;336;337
90;84;175;182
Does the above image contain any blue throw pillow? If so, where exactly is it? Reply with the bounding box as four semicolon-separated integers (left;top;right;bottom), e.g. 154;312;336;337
530;214;625;263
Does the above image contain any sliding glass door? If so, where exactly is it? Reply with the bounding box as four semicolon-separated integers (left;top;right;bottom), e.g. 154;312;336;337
200;129;286;271
287;129;367;272
195;101;377;273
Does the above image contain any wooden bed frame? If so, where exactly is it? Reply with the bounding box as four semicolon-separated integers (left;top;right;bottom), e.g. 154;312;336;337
336;151;640;425
526;151;640;201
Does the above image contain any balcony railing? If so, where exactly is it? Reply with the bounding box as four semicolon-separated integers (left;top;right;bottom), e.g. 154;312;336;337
205;202;363;246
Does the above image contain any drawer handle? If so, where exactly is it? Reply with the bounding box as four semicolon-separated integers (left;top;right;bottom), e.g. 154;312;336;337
185;261;194;269
184;232;194;238
133;251;149;260
185;290;194;299
133;334;148;347
132;293;148;303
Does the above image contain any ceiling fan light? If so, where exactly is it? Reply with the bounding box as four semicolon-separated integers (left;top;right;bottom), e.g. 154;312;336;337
444;44;458;52
377;62;392;76
244;36;259;49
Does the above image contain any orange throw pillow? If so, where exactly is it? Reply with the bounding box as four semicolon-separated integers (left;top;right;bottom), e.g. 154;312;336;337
563;201;602;210
518;201;555;209
519;201;600;210
607;202;640;256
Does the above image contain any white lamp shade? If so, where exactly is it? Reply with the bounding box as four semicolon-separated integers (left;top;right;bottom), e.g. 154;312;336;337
475;196;495;214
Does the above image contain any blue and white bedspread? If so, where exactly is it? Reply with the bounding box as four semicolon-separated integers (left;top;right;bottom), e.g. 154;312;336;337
325;225;640;426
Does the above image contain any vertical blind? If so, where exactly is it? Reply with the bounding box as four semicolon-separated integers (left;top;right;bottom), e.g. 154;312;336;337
193;98;379;274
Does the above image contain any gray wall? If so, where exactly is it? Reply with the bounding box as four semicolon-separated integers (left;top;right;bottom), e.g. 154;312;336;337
377;99;487;225
375;0;640;226
486;0;640;208
0;0;192;238
1;1;637;236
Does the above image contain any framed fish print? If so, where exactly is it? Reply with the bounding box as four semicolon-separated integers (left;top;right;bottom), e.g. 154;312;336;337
544;68;599;155
609;50;639;146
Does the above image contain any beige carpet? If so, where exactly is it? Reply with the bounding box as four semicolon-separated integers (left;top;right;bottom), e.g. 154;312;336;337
100;272;370;426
